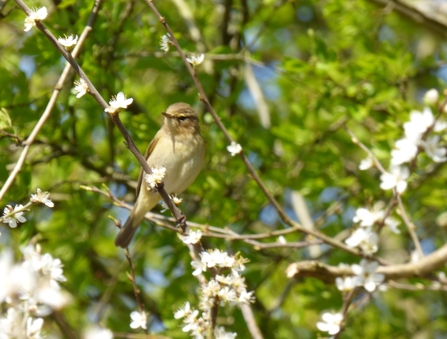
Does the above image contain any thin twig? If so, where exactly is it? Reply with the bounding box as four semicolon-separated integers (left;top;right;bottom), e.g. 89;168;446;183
124;248;149;335
85;185;324;249
12;0;187;232
396;194;424;258
0;0;103;202
143;0;365;259
333;288;356;339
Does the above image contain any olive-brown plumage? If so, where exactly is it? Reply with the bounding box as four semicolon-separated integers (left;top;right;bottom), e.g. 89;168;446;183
115;103;205;248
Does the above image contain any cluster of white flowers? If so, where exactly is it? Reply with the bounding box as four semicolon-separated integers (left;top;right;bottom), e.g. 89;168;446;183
336;259;384;293
175;250;254;338
345;202;400;254
0;244;69;338
23;7;47;32
104;92;134;114
317;312;343;335
130;310;147;330
144;166;167;191
376;97;446;194
1;189;54;229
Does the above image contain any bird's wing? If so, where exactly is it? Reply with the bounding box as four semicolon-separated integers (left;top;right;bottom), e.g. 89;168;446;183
135;133;160;198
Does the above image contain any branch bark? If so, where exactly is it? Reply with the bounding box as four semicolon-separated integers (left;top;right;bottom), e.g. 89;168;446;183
286;243;447;283
0;0;103;202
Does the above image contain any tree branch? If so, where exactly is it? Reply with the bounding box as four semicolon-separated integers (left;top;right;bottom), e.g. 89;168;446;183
286;243;447;283
0;0;103;202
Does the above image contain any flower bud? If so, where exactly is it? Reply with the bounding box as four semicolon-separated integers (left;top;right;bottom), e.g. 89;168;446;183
424;88;439;105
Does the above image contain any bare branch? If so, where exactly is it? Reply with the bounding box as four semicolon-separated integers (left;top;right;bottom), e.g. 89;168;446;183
286;243;447;282
0;0;103;202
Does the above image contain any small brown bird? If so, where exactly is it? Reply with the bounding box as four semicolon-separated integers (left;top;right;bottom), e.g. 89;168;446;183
115;103;206;248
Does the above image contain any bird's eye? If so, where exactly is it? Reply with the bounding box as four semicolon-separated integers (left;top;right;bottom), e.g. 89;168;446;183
178;116;188;122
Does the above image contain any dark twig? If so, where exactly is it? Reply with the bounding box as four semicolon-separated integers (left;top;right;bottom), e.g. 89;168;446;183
12;0;186;231
143;0;364;260
124;248;149;335
333;288;357;339
0;0;103;202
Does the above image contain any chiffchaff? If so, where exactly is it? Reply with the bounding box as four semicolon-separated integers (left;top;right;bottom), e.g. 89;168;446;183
115;103;205;248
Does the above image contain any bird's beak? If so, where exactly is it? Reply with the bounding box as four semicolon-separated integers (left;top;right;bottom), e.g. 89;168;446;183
162;112;173;119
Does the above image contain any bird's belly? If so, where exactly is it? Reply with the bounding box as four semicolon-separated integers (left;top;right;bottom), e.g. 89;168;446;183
147;139;204;195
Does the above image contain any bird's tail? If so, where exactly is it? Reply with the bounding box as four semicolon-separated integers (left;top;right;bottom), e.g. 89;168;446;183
114;193;159;248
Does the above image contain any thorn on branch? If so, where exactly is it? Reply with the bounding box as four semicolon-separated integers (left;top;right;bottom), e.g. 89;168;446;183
177;214;187;232
108;215;121;228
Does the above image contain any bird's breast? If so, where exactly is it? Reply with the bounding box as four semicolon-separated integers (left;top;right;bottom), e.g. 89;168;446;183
147;133;205;195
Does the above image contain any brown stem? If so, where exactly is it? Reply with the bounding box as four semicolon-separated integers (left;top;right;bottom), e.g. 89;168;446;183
0;0;103;202
143;0;364;258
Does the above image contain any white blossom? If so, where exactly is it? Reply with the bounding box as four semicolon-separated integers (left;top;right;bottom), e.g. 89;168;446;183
335;276;356;292
57;34;78;49
421;135;447;163
352;259;384;292
174;302;192;319
277;235;287;244
130;310;147;330
227;141;242;156
199;249;236;269
403;107;434;141
345;228;379;254
410;250;420;263
73;78;89;98
424;88;439;105
24;7;47;32
40;253;67;283
104;92;134;114
238;290;255;304
172;196;183;205
316;312;343;335
359;156;373;170
181;230;202;244
26;317;44;339
144;166;166;190
2;204;26;228
391;138;418;165
186;54;205;67
434;120;447;132
84;326;113;339
353;202;385;228
380;166;409;194
218;286;237;303
160;33;171;52
181;309;200;333
30;188;54;207
191;259;206;276
215;327;237;339
0;308;20;338
384;216;400;234
178;250;253;337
